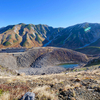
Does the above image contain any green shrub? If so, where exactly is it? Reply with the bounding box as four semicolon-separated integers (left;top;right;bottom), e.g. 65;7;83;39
26;24;31;30
3;41;11;46
19;24;25;36
6;35;12;40
22;40;27;46
0;89;3;96
21;23;26;27
35;33;42;43
13;40;17;43
30;34;35;38
15;34;19;40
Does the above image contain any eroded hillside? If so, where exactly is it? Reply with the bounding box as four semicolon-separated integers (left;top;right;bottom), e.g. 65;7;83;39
16;47;88;68
0;23;63;48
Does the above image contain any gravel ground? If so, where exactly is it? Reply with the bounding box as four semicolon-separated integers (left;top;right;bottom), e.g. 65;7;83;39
18;66;66;75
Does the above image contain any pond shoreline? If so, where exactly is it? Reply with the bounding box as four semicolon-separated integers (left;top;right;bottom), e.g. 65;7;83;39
55;63;79;69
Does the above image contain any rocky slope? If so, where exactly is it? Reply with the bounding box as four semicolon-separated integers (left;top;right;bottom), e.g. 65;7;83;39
0;22;100;52
16;47;88;68
0;47;88;75
16;47;88;75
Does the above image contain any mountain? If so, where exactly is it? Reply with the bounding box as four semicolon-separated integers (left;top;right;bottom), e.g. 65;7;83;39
0;23;63;48
49;22;100;49
0;22;100;53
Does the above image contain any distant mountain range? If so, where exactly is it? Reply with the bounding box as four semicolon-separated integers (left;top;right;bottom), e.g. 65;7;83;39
0;22;100;54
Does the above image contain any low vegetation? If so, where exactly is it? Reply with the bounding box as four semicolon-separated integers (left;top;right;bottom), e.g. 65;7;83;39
22;40;27;47
25;24;31;30
76;46;100;55
30;34;35;38
15;34;19;40
0;25;15;34
19;24;25;36
13;40;17;43
3;41;11;46
0;65;100;100
35;33;42;43
6;34;12;40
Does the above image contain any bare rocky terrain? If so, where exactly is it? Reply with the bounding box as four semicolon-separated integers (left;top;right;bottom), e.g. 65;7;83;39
0;53;17;69
0;47;88;75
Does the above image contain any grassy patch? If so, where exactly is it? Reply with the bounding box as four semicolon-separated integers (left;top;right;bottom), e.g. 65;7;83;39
6;35;12;40
35;33;42;43
74;65;99;72
25;24;31;30
19;24;26;36
15;34;19;40
0;89;4;96
85;58;100;67
58;63;78;66
76;46;100;55
13;40;17;43
22;40;27;47
3;41;11;46
30;34;35;38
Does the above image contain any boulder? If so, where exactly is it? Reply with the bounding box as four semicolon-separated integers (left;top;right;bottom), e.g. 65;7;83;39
41;73;45;75
20;92;35;100
17;73;20;76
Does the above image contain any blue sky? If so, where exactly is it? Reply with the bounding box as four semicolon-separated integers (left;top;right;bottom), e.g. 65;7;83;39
0;0;100;28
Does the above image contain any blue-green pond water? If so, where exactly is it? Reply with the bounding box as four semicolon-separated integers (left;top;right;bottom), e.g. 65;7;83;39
56;63;79;69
